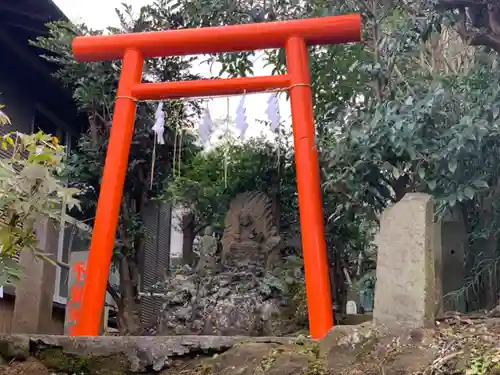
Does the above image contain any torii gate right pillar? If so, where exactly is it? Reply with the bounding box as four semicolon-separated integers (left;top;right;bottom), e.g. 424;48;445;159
286;36;334;336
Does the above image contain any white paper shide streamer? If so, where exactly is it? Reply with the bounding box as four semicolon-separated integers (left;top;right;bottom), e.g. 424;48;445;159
199;106;213;143
235;94;249;139
152;102;165;145
266;93;280;132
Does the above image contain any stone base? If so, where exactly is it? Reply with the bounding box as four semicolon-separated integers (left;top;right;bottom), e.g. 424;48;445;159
157;267;306;337
0;334;302;373
1;321;495;375
2;320;500;375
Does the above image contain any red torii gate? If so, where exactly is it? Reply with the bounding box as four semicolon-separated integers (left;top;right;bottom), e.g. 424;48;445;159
70;13;361;340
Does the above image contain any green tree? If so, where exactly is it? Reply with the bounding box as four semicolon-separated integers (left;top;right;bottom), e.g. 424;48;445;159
31;0;500;323
31;2;201;334
0;109;80;286
175;0;500;311
171;0;375;310
320;0;500;309
165;132;299;265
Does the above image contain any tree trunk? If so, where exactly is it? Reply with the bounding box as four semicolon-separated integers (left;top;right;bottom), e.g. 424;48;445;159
115;198;143;335
330;241;346;317
182;212;196;266
117;256;143;335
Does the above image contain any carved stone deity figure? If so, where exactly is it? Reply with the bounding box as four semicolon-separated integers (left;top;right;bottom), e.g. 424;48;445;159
221;190;282;270
195;226;218;275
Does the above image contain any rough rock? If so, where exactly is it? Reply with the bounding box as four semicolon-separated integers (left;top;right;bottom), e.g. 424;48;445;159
319;323;436;374
157;190;307;337
2;320;500;374
159;322;461;375
157;263;306;337
0;334;300;374
181;342;311;375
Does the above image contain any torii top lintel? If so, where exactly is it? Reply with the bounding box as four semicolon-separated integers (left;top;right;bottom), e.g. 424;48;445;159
72;13;361;62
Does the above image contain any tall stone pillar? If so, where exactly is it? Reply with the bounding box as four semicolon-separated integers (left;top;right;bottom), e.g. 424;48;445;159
11;218;59;334
373;193;437;328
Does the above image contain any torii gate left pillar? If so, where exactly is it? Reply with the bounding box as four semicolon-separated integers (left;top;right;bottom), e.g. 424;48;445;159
70;14;361;340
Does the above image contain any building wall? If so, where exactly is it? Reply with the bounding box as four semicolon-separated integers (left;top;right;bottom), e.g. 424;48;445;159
0;63;36;134
0;64;68;333
0;296;65;335
140;201;172;327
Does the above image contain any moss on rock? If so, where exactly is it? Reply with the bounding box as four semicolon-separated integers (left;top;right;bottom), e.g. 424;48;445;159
35;347;128;375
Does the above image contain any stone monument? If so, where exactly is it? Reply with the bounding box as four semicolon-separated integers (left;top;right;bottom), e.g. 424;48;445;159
221;190;282;271
373;193;437;328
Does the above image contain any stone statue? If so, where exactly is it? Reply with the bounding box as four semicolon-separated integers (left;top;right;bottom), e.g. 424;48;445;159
221;190;282;270
195;226;218;275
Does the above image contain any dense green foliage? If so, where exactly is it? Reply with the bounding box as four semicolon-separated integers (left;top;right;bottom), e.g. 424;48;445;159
0;110;79;286
165;133;297;233
173;0;500;309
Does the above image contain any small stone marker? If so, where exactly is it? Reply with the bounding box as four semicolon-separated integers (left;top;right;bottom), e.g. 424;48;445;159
65;251;107;335
346;300;357;315
373;193;436;328
64;251;88;335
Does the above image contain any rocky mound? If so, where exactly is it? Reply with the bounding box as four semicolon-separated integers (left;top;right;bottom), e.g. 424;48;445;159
153;190;308;338
156;258;307;337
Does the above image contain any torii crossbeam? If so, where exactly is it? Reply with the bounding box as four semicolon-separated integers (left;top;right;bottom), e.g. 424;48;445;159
70;13;361;340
